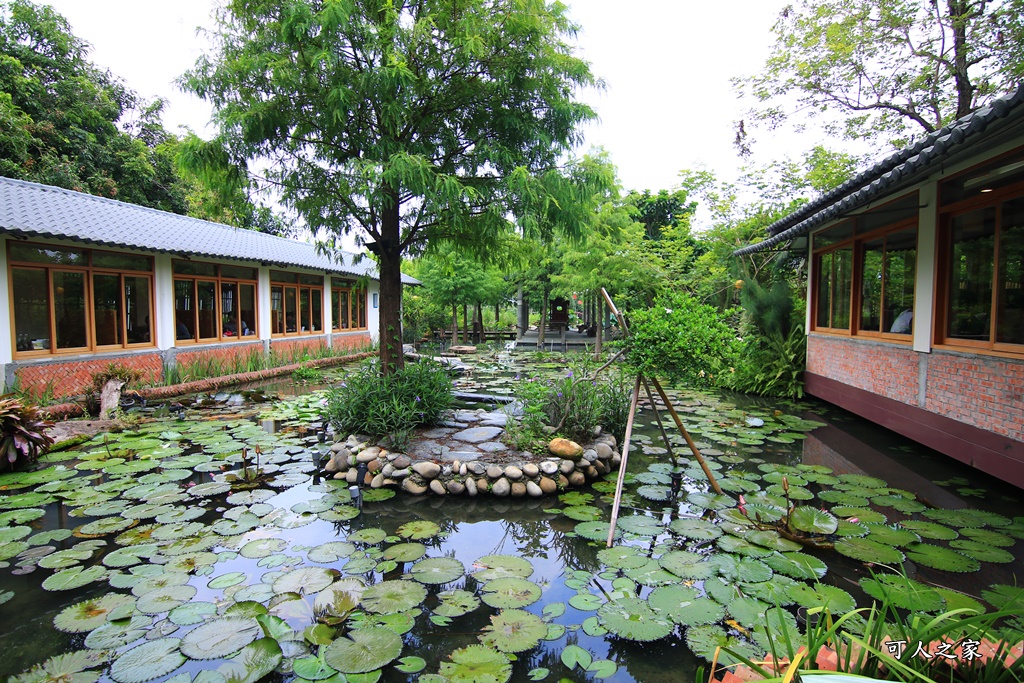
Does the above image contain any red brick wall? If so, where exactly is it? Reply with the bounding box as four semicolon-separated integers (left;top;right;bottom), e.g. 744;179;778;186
176;342;264;373
806;335;919;406
332;332;372;352
271;337;328;360
924;351;1024;442
15;353;163;400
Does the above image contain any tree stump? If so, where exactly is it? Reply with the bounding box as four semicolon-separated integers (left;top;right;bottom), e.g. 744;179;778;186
98;379;126;420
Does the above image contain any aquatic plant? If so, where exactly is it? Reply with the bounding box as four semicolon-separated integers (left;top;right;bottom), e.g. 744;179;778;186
0;395;54;471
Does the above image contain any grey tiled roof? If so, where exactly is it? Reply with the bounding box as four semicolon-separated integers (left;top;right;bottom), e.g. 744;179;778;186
0;177;419;284
735;84;1024;256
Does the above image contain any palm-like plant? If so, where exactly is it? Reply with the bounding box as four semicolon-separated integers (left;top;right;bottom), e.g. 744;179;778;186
0;395;54;471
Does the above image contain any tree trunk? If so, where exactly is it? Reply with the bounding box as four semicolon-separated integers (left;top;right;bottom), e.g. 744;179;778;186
517;286;527;339
99;379;126;420
948;0;975;118
462;304;468;344
595;291;603;357
378;195;404;374
538;292;547;347
476;302;483;343
452;302;458;349
495;303;500;324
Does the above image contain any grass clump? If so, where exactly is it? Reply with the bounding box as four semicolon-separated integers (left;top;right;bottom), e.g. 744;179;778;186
323;359;453;450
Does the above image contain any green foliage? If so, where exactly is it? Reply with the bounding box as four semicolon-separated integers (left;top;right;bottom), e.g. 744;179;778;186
323;359;453;449
90;363;144;395
0;395;54;471
728;279;807;398
624;291;740;388
292;366;325;384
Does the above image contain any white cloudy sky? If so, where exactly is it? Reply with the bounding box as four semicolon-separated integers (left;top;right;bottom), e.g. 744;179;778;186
42;0;796;199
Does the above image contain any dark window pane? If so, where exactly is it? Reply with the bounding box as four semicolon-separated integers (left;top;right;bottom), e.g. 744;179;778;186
173;260;217;276
12;268;50;351
336;289;349;329
312;289;322;332
271;270;299;283
884;229;916;334
859;238;884;332
221;282;240;337
175;280;196;340
93;274;123;346
271;285;284;335
942;150;1024;205
816;253;832;329
125;276;151;344
53;271;87;349
332;277;353;288
93;251;152;271
997;198;1024;344
9;243;87;265
948;208;995;340
285;287;297;332
832;247;853;330
300;274;322;285
300;288;311;332
220;265;258;280
857;194;918;234
239;284;256;336
358;291;366;328
197;280;218;339
814;221;854;248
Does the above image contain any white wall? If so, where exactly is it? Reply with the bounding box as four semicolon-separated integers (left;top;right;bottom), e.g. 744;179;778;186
366;280;381;344
0;236;11;366
154;254;175;350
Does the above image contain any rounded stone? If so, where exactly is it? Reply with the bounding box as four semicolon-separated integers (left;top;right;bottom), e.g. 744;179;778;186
595;460;609;475
582;449;597;462
592;425;603;437
466;478;478;496
346;469;358;484
585;466;599;479
459;464;467;477
393;455;412;469
539;461;559;475
357;446;381;462
504;466;523;481
548;437;584;459
429;480;447;496
412;461;441;479
441;465;453;477
468;462;486;476
558;474;569;488
539;477;558;495
446;480;465;495
390;468;410;479
559;460;575;475
486;465;504;480
324;458;339;473
526;481;543;497
330;442;349;454
333;472;347;480
510;482;527;497
367;460;382;474
568;471;586;487
403;479;428;495
491;478;511;497
370;473;385;488
594;443;613;460
612;454;621;466
522;464;539;478
381;463;395;477
476;477;489;493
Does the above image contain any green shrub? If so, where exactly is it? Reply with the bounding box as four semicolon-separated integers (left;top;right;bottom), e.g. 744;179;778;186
323;359;453;449
0;396;54;471
90;363;144;394
727;279;807;398
624;291;740;388
292;366;325;383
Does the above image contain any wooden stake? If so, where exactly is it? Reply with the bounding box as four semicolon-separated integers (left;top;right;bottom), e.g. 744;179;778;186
649;377;724;495
606;374;642;548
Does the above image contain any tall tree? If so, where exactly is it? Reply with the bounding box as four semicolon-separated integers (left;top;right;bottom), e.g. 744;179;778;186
624;188;696;241
735;0;1024;150
183;0;598;373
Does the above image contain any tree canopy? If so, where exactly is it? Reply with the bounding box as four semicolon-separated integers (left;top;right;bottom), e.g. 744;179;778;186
734;0;1024;150
183;0;600;372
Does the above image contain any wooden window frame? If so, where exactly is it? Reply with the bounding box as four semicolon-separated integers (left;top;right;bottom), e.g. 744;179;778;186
271;283;324;337
851;219;918;341
8;242;155;359
934;175;1024;357
331;284;368;332
172;260;259;345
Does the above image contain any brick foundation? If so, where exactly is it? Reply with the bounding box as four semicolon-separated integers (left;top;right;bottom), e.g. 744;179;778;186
176;342;265;374
807;335;918;405
15;352;163;400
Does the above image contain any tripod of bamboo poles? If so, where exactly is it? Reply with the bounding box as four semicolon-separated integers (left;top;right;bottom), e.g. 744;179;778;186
600;288;723;548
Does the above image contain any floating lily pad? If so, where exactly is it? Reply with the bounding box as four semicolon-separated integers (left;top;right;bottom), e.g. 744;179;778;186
897;520;959;540
410;557;465;585
136;584;198;614
563;506;603;522
615;516;664;537
481;577;542;609
905;542;980;572
920;509;986;528
862;523;920;547
685;624;761;666
382;542;426;563
473;555;534;581
323;626;403;674
241;538;288;559
762;552;828;580
434;589;480;618
668;518;722;540
686;492;735;510
308;541;357;563
438;644;511;683
597;546;649;570
834;537;905;565
711;555;773;583
596;597;673;641
349;528;388;544
361;580;427;614
168;601;219;626
41;565;107;591
313;577;366;617
572;521;618;542
859;574;945;611
397;520;441;540
109;637;186;683
948;540;1015;563
959;528;1015;547
53;593;134;632
179;616;261;659
273;567;339;595
85;615;153;649
480;609;548;652
648;585;724;626
789;507;838;535
208;572;248;590
787;584;857;614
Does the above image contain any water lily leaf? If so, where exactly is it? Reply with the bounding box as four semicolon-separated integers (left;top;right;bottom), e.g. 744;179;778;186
188;482;231;498
41;565;107;591
397;520;441;540
226;490;275;506
323;626;402;674
920;509;986;528
343;556;378;574
860;574;945;611
473;554;534;581
208;572;248;590
716;535;774;558
308;541;357;563
981;585;1024;611
948;540;1015;563
0;508;45;525
726;596;771;628
587;660;617;678
787;584;857;614
273;567;339;595
528;667;550;681
216;637;282;683
648;585;724;626
361;579;427;614
136;584;198;614
572;521;619;542
390;656;426;674
615;516;664;537
560;491;595;506
434;589;480;618
480;609;548;652
959;528;1015;547
349;528;388;544
110;638;186;683
54;593;134;632
862;523;920;547
789;507;838;535
313;578;367;617
240;538;288;559
410;557;464;585
597;597;673;641
180;616;261;659
905;542;981;572
85;615;152;649
481;577;542;609
563;506;603;522
168;601;218;626
685;624;761;666
636;485;672;501
351;610;417;635
38;548;95;569
762;552;828;580
379;542;424;563
687;492;735;510
0;525;31;543
440;644;511;683
568;592;603;611
132;571;187;596
834;538;906;565
560;644;592;671
668;518;722;540
542;602;566;619
303;624;336;646
597;546;649;570
582;615;608;637
711;555;772;583
837;474;887;489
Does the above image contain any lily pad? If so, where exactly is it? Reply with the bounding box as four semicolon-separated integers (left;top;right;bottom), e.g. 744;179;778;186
53;593;135;632
648;585;724;626
434;589;480;618
473;554;534;581
323;626;402;674
481;577;542;609
596;597;673;641
109;638;186;683
898;520;959;540
685;625;762;667
479;609;548;652
41;565;107;591
136;584;198;614
410;557;465;585
361;580;427;614
667;518;722;540
834;537;906;565
308;541;357;563
786;584;857;614
180;617;261;659
382;542;426;563
397;520;441;540
273;567;339;595
349;528;388;544
905;542;981;572
789;507;838;535
860;574;945;611
947;540;1014;563
438;644;511;683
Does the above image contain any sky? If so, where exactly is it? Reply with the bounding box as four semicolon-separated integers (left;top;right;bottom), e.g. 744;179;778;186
41;0;794;201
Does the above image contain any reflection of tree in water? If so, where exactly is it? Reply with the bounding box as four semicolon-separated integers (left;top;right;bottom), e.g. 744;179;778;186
605;632;702;683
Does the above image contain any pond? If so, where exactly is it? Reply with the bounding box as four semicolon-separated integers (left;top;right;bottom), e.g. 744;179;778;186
2;354;1022;682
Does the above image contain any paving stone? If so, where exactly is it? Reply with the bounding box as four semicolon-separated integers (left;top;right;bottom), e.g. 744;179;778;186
441;451;481;462
420;428;453;439
477;441;507;453
452;426;504;444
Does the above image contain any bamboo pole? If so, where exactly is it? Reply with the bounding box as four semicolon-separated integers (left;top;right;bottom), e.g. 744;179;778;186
606;374;642;548
641;377;676;469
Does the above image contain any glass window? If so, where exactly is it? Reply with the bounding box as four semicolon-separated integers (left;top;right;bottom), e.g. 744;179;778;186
93;251;151;271
271;271;299;283
299;288;311;332
816;253;833;329
311;290;323;332
93;273;123;346
285;287;297;332
221;265;258;280
221;282;240;337
125;276;151;344
175;280;197;341
271;286;285;335
814;246;852;330
173;260;218;277
859;238;883;333
197;280;218;340
333;289;349;330
947;208;995;341
12;268;50;352
997;198;1024;345
300;274;322;285
9;243;87;265
883;229;917;334
814;221;854;249
53;271;87;349
239;284;256;336
942;149;1024;206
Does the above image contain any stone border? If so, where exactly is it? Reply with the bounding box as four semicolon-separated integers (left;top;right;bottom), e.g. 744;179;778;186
325;432;622;498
